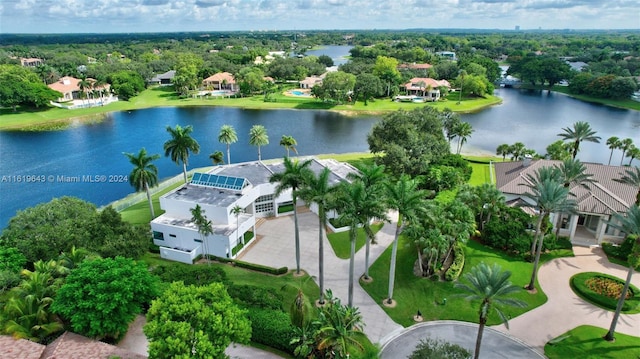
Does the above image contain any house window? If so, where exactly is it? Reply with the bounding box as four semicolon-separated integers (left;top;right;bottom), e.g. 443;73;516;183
255;194;275;214
153;231;164;240
194;238;202;243
169;234;177;238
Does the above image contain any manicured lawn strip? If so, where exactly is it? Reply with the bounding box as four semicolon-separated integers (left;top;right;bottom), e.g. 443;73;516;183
317;152;376;170
361;239;551;327
550;86;640;111
544;325;640;359
570;272;640;314
327;223;383;259
119;180;187;225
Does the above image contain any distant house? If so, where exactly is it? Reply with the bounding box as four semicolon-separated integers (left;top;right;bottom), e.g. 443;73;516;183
398;63;433;71
47;76;111;103
299;75;324;89
436;51;457;61
202;72;237;91
20;57;43;67
151;158;358;263
148;70;176;86
494;159;635;246
400;77;451;101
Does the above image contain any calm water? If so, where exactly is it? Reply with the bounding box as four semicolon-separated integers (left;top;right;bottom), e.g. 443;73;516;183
305;45;353;66
0;89;638;227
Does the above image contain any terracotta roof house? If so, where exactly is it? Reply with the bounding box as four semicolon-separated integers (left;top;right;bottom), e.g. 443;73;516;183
151;158;358;263
398;63;433;71
148;70;175;86
47;77;112;104
202;72;237;91
494;159;636;246
20;57;43;67
299;76;323;89
400;77;451;101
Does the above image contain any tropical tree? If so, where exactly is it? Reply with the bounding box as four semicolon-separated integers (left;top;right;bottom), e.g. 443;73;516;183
508;142;527;161
614;167;640;205
164;124;200;183
557;121;601;159
496;144;510;161
454;121;474;155
249;124;269;161
455;263;527;359
626;145;639;166
603;205;640;341
545;140;572;161
269;157;313;275
553;158;596;237
314;290;364;357
606;136;621;165
124;148;160;218
209;151;224;165
297;168;337;305
522;178;577;290
78;77;91;105
347;164;388;280
218;124;238;165
619;138;635;166
280;135;298;158
442;110;461;146
190;205;213;262
231;205;243;247
384;176;427;304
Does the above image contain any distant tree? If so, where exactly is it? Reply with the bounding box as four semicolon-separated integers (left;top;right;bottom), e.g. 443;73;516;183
280;135;298;158
218;124;238;165
626;145;640;166
0;64;61;111
317;54;334;67
609;77;638;100
164;124;200;183
354;73;384;105
108;70;145;100
508;142;527;161
124;148;160;218
619;138;635;166
249;124;269;161
454;121;474;155
408;337;471;359
209;150;224;165
190;205;213;261
442;110;461;146
317;71;356;104
52;257;159;340
545;140;572;161
606;136;621;165
496;144;510;161
373;55;401;96
557;121;601;159
144;282;251;359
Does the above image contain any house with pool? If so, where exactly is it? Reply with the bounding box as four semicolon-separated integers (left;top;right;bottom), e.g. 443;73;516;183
399;77;451;101
494;159;636;246
150;158;358;264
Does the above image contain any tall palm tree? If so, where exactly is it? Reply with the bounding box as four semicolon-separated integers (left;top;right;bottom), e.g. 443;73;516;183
496;144;510;161
209;151;224;166
626;145;639;166
347;164;388;280
455;263;527;359
297;168;336;305
557;121;601;159
164;124;200;183
606;136;621;165
249;125;269;161
553;159;596;235
280;135;298;158
315;290;364;357
78;77;91;105
124;148;160;218
384;176;427;304
509;142;526;161
218;124;238;165
619;138;634;166
333;181;368;307
614;167;640;205
523;178;577;290
442;110;461;146
231;205;243;246
603;205;640;341
190;204;213;263
454;121;474;155
269;157;313;275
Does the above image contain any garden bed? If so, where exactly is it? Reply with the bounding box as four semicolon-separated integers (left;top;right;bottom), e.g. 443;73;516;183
570;272;640;313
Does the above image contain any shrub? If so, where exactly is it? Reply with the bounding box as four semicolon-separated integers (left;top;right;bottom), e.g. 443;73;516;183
227;284;283;310
570;272;640;312
542;235;573;251
246;307;296;354
152;264;228;285
435;154;473;182
408;337;471;359
483;206;533;255
602;235;637;262
444;244;465;281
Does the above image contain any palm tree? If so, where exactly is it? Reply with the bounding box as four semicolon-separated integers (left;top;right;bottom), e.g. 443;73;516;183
553;158;596;237
508;142;526;161
218;124;238;165
606;136;621;165
209;151;224;166
78;77;91;105
384;176;427;304
164;124;200;183
280;135;298;158
333;181;368;307
603;205;640;341
442;110;461;146
619;138;634;166
626;145;639;166
231;205;244;247
269;157;313;275
124;148;160;218
614;167;640;205
249;125;269;161
297;168;336;305
523;178;577;290
314;290;364;357
347;164;388;280
454;121;474;155
496;144;510;161
455;263;527;359
190;204;213;263
557;121;601;159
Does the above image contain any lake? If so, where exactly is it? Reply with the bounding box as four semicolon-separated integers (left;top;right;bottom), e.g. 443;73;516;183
0;89;638;227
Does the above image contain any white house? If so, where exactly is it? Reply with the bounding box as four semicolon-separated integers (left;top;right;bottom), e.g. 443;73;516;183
494;159;636;246
151;158;358;263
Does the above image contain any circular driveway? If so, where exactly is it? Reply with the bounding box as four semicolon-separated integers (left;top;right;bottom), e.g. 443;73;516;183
380;321;545;359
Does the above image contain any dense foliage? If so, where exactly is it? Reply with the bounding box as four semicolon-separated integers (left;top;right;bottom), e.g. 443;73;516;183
0;64;61;110
408;337;471;359
0;197;150;263
151;263;228;286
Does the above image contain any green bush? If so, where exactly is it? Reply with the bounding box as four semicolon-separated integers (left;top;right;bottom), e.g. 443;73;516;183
247;307;296;354
570;272;640;312
227;284;283;310
434;154;473;182
602;235;637;262
483;206;533;256
542;235;573;251
152;264;228;285
210;256;288;275
445;244;465;281
408;337;471;359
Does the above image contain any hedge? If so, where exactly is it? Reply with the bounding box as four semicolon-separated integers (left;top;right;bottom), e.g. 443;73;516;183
445;243;465;281
209;255;288;275
152;263;228;285
570;272;640;312
246;307;296;354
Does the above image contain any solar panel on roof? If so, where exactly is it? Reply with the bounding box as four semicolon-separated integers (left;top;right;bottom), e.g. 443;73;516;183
190;173;247;191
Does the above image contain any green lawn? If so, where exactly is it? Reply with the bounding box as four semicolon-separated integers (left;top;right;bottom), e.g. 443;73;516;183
361;239;556;327
551;86;640;111
119;180;187;225
545;325;640;359
327;222;384;259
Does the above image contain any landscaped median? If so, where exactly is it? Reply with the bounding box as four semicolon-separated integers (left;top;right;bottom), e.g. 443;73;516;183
570;272;640;313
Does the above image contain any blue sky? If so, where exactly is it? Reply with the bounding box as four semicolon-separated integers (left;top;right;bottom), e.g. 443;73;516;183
1;0;638;33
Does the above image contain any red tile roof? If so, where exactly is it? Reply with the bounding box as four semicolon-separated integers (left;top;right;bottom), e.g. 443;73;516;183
0;336;46;359
202;72;235;84
402;77;450;90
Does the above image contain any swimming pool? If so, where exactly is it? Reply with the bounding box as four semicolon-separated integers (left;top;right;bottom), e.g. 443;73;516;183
290;90;311;97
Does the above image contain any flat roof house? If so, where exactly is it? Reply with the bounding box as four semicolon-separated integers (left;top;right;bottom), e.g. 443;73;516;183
494;159;636;246
151;158;358;263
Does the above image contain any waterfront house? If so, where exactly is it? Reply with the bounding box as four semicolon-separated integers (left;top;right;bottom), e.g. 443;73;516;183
47;76;112;105
148;70;176;86
400;77;450;101
494;159;636;246
202;72;237;91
